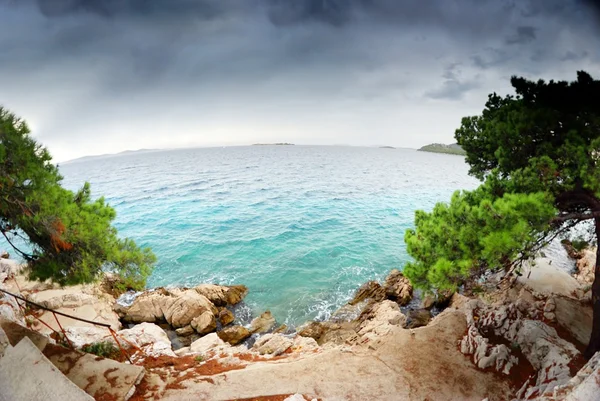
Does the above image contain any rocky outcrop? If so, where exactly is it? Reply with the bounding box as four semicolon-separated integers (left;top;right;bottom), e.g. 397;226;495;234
190;332;227;354
218;308;235;326
250;311;275;334
217;325;251;345
297;322;325;340
190;311;217;335
348;281;386;305
194;284;248;307
163;291;216;328
112;322;176;357
252;333;293;356
348;270;413;308
574;248;595;285
357;300;405;335
384;269;413;305
116;287;232;336
458;288;583;399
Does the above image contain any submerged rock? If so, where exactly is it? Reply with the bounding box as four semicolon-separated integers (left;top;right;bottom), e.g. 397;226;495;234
217;325;251;345
250;311;276;334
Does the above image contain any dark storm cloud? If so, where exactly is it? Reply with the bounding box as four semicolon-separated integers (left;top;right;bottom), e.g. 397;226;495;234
34;0;235;19
1;0;599;160
506;26;538;45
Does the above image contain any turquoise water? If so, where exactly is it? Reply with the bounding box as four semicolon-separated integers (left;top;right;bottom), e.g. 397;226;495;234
42;146;481;326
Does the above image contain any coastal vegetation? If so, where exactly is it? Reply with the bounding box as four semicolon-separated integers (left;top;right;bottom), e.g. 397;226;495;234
0;107;155;290
418;143;466;155
404;71;600;358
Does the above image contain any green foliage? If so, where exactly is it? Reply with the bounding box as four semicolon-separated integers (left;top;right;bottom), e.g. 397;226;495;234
82;341;121;360
0;107;155;290
418;143;466;156
404;187;556;291
405;71;600;293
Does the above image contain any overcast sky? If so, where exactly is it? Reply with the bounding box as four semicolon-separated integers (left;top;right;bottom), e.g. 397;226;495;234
1;0;599;161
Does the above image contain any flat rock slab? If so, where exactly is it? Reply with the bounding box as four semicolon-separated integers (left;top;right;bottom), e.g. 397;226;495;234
0;337;93;401
43;344;145;401
0;318;49;350
160;311;512;401
554;296;593;346
519;259;581;297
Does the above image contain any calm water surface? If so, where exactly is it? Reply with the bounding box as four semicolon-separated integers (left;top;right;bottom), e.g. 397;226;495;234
58;146;478;326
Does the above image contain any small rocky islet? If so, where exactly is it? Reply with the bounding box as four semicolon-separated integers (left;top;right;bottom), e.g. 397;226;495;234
0;245;599;400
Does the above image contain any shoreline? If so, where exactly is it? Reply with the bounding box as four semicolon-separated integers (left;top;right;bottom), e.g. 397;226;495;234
0;246;599;400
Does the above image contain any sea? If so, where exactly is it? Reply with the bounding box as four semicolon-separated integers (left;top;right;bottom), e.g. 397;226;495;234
16;146;484;327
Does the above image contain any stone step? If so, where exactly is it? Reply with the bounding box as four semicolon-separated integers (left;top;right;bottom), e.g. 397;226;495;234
0;336;93;401
43;343;146;401
0;317;49;351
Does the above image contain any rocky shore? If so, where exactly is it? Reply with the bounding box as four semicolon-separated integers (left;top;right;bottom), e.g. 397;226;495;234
0;246;599;400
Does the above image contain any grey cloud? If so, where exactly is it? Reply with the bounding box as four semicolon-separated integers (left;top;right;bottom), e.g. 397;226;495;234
506;26;538;45
561;51;590;61
471;48;511;69
425;79;480;101
1;0;600;160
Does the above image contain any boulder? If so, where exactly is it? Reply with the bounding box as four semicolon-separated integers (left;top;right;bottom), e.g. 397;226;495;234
330;301;367;323
191;311;217;335
31;292;96;310
383;269;413;305
273;324;288;334
348;281;386;305
297;321;325;340
112;322;176;357
358;300;405;336
318;322;358;346
225;285;248;305
194;284;248;306
252;333;293;356
404;309;432;329
574;248;596;284
515;319;580;398
163;292;216;328
190;332;227;353
554;296;593;346
218;308;235;326
0;251;9;259
250;311;275;334
63;326;108;349
291;336;319;353
0;286;24;324
117;288;172;323
217;325;251;345
175;325;195;337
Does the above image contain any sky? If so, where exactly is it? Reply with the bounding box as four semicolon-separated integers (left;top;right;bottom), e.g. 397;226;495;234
1;0;599;162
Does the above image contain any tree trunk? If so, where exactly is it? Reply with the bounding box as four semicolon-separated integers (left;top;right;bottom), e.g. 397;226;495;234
584;217;600;359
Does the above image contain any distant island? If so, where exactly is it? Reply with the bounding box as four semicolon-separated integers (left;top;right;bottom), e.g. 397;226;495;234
418;143;466;156
379;146;396;149
252;143;295;146
62;148;162;164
